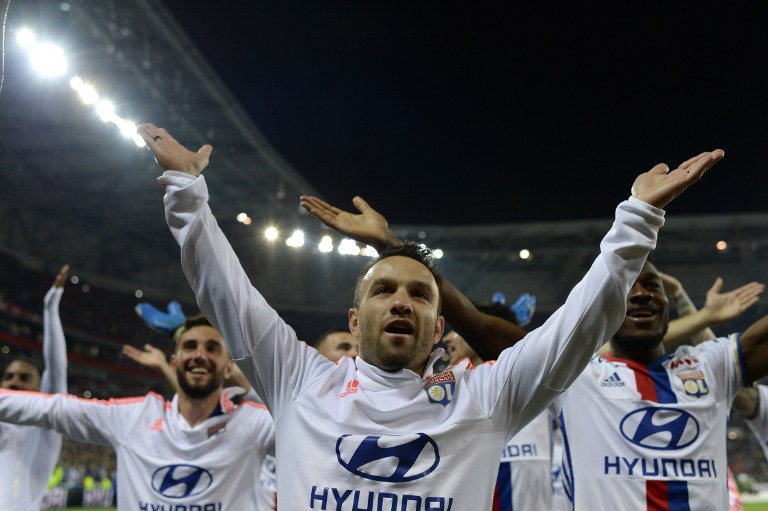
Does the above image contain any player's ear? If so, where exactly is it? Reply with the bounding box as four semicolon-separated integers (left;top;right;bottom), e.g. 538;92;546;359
224;359;234;380
433;316;445;345
169;354;177;369
348;308;360;338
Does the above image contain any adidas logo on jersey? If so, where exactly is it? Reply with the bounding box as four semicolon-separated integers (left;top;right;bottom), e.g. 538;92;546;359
340;379;359;398
601;372;625;387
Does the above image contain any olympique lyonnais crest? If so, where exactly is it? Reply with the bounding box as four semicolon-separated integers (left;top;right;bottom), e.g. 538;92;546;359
677;370;709;398
424;371;456;406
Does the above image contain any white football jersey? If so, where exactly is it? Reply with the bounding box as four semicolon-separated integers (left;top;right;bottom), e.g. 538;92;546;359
744;384;768;461
551;424;566;510
550;336;746;510
0;286;67;511
495;412;553;510
0;389;276;510
161;171;663;509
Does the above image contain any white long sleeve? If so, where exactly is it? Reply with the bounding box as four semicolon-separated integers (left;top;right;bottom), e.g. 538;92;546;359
41;286;67;394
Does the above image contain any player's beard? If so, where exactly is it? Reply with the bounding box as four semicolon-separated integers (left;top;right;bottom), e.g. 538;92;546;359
611;324;668;355
358;317;436;373
176;364;223;400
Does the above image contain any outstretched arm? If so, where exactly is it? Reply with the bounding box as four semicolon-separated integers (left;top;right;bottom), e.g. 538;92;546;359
1;0;9;93
300;195;527;360
141;124;318;413
662;273;763;346
41;265;69;394
122;344;179;393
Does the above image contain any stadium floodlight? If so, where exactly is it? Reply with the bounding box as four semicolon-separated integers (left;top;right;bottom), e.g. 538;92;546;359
338;238;360;256
74;81;99;105
16;28;36;48
716;240;728;251
236;212;248;223
360;245;379;258
69;76;83;90
30;43;67;77
96;100;115;123
433;248;443;259
117;119;137;138
318;235;334;253
519;249;532;260
286;230;305;248
264;226;278;241
134;290;144;299
132;134;146;148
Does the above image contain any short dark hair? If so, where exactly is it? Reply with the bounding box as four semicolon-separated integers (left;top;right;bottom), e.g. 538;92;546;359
476;302;518;325
173;313;214;348
2;356;43;379
353;242;444;310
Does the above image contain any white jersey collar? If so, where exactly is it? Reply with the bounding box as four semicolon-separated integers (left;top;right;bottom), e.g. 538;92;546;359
354;348;446;389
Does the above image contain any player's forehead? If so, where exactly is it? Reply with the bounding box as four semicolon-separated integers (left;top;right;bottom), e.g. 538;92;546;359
635;261;661;284
178;325;227;349
363;256;437;290
3;360;39;376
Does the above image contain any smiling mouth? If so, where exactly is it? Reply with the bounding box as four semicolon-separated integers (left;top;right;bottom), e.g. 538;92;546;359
384;321;415;336
627;309;657;319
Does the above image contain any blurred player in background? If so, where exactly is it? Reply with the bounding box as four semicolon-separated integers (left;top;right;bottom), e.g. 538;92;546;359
0;314;276;510
1;265;69;511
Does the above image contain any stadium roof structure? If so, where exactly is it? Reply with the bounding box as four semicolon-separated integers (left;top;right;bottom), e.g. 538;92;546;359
1;0;767;324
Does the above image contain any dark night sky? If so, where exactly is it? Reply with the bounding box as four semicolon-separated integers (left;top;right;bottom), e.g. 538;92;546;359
160;1;768;225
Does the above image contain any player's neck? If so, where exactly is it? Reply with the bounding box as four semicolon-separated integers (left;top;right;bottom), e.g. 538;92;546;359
608;341;666;365
177;389;222;428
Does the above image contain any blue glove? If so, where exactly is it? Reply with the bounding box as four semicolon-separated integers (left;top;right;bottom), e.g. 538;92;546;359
135;300;186;336
510;293;536;327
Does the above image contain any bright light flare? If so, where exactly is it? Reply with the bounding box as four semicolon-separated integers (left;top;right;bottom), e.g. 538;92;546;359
264;227;278;241
338;238;360;256
519;249;532;260
360;245;379;258
132;134;146;147
117;120;136;138
286;230;305;248
318;235;333;253
716;240;728;251
96;100;115;123
433;249;443;259
75;82;99;105
16;28;36;48
30;43;67;76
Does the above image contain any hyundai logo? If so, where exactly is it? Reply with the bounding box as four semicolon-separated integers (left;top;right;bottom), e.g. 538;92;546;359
619;407;699;451
151;464;213;498
336;433;440;482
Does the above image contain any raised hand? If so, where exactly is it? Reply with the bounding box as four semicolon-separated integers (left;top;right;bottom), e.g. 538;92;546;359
122;343;170;372
631;149;724;209
52;265;69;289
138;123;212;176
701;277;764;325
299;195;401;251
